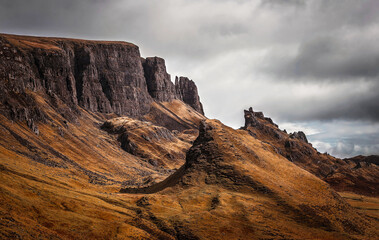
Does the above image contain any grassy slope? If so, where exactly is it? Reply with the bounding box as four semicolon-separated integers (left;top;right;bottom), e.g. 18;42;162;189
340;192;379;220
0;90;200;239
120;120;378;239
1;112;378;238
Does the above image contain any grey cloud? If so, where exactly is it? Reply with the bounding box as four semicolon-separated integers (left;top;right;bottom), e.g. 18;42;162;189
0;0;378;156
308;124;379;158
261;0;306;7
261;80;379;122
262;35;379;80
312;138;379;158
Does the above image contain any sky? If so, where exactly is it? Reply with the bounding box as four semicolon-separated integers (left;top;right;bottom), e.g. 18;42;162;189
1;0;378;158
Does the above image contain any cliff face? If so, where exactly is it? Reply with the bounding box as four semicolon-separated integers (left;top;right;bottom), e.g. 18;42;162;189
0;34;204;122
175;76;204;115
142;56;204;114
142;57;176;102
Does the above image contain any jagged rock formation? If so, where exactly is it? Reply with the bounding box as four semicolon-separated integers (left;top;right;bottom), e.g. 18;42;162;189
290;131;308;143
244;107;277;128
242;107;379;196
142;57;176;102
0;34;204;128
175;76;204;115
141;56;204;115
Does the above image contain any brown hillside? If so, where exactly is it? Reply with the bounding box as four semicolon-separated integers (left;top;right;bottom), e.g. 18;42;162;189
119;119;378;239
242;107;379;197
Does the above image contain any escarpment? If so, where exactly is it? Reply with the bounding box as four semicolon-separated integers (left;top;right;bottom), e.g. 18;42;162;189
0;34;204;126
141;56;176;102
142;56;204;115
0;34;151;117
175;76;204;115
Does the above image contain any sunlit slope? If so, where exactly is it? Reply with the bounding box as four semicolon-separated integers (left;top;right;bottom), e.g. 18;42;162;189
144;100;205;131
119;119;378;239
243;108;379;196
0;112;378;238
0;92;201;239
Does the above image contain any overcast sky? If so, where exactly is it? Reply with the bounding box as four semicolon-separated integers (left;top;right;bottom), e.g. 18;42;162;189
1;0;378;158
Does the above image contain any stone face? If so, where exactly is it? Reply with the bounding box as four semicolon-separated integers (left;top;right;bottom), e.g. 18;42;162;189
142;57;176;102
0;34;205;123
175;76;204;115
244;107;276;128
289;131;308;143
71;43;152;116
0;35;153;118
244;109;259;127
141;56;205;115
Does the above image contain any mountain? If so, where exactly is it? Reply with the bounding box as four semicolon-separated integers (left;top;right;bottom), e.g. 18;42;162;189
0;33;378;239
0;34;203;123
242;107;379;197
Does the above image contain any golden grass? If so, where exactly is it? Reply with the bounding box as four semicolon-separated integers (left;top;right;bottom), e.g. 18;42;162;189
144;100;206;130
339;192;379;220
0;92;377;239
104;116;190;170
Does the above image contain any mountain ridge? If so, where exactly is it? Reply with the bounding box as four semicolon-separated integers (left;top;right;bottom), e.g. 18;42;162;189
0;33;204;125
0;33;378;239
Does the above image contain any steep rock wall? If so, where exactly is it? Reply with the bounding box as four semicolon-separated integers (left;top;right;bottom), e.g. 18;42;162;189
175;76;204;115
0;34;152;117
142;56;176;102
141;56;204;114
0;34;204;121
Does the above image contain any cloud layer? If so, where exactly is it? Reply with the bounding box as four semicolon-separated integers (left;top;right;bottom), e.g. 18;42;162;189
1;0;378;157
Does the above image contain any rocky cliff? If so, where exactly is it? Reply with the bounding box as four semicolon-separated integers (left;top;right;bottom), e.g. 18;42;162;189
175;76;204;115
142;56;176;102
0;34;204;124
142;56;204;114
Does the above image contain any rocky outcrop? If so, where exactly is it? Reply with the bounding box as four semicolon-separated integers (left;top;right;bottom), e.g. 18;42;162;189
242;107;379;196
142;57;176;102
101;117;189;171
244;107;278;128
0;34;204;125
0;34;152;118
290;131;308;143
141;56;205;115
175;76;204;115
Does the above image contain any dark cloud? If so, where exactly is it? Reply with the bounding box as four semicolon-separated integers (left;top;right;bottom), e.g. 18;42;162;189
318;84;379;121
262;35;379;80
